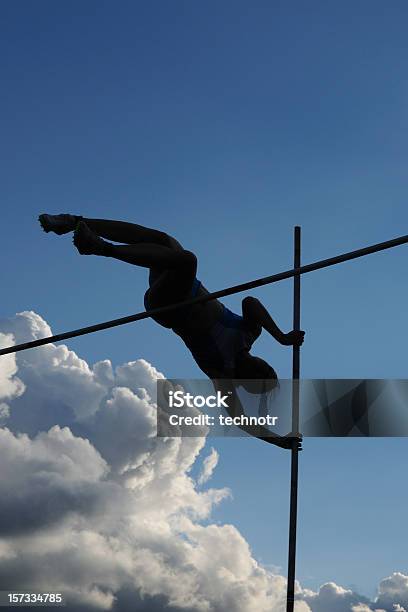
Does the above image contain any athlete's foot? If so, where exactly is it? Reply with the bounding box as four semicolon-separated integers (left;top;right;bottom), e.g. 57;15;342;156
73;221;109;255
39;213;80;235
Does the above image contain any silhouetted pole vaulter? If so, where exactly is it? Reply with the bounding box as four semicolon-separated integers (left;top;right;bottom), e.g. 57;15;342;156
33;214;305;451
287;226;301;612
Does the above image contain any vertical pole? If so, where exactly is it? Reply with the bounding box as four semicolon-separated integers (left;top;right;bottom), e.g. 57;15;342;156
286;226;301;612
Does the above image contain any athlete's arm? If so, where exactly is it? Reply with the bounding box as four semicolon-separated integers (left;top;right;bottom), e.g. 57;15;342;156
241;296;304;346
212;379;302;450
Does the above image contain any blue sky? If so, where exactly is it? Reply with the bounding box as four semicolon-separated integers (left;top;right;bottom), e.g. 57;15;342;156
2;0;408;600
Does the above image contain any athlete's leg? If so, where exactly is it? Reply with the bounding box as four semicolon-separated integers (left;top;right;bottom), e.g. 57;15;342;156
144;264;198;328
39;213;184;250
82;218;184;250
104;243;196;270
73;221;197;326
74;221;195;270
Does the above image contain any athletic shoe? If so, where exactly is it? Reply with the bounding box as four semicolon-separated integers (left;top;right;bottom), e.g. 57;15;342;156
39;213;80;235
73;221;108;255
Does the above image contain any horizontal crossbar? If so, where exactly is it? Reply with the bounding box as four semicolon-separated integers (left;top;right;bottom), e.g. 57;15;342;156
1;232;407;357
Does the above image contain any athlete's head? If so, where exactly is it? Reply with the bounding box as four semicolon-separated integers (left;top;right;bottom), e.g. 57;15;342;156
235;353;278;393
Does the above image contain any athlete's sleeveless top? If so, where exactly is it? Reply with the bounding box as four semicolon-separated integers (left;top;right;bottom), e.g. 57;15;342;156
169;279;259;376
